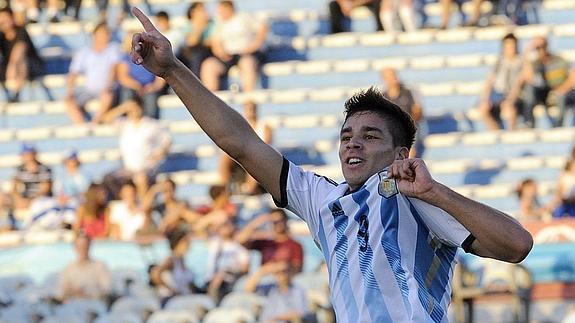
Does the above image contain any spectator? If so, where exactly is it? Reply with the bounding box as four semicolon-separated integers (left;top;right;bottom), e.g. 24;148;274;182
23;179;75;230
155;11;184;56
219;101;272;195
109;181;146;241
0;7;45;103
479;33;524;131
328;0;383;34
438;0;480;29
381;67;425;158
379;0;417;33
505;36;575;128
178;2;214;77
10;0;60;23
102;97;172;200
151;227;196;306
116;31;166;119
516;178;548;222
54;151;91;208
57;233;112;302
74;183;110;239
11;143;52;211
200;0;268;92
205;218;249;303
0;192;14;231
550;160;575;218
65;22;121;124
196;184;237;217
236;209;304;273
245;262;311;323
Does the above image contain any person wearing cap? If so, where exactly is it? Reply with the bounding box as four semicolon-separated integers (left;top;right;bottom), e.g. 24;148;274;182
54;151;91;207
11;143;52;211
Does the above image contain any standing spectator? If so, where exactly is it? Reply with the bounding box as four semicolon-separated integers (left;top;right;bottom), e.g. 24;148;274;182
0;7;45;103
151;227;196;306
109;181;146;241
328;0;383;34
516;178;548;222
245;262;311;323
65;22;121;125
200;0;268;92
381;67;425;158
178;2;214;77
57;233;112;302
236;209;303;273
505;36;575;128
74;183;111;239
479;33;524;131
219;101;272;195
116;31;166;119
205;219;249;303
379;0;417;33
54;151;91;208
11;143;52;211
102;97;172;200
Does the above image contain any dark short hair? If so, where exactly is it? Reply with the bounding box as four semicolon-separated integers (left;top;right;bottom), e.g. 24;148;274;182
343;87;417;149
0;7;14;17
219;0;235;10
166;227;189;250
209;185;226;200
270;208;288;221
93;21;109;34
516;178;535;198
502;33;518;52
155;10;169;20
187;2;204;19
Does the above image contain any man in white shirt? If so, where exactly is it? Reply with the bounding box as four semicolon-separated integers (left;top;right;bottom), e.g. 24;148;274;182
131;9;533;322
200;0;268;92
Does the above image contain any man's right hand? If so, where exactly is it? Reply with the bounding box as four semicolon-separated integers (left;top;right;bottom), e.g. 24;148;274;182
131;7;178;78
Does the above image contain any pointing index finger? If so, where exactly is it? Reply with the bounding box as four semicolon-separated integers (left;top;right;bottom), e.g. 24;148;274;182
132;7;157;33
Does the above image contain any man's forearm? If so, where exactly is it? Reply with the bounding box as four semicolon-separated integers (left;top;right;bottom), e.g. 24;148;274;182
425;182;532;262
163;60;256;159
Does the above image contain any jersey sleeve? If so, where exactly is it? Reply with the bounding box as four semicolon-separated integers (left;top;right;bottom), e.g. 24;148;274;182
408;197;474;250
274;158;338;235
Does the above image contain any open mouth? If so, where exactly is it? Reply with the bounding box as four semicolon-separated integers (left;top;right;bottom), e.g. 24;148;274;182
347;157;363;165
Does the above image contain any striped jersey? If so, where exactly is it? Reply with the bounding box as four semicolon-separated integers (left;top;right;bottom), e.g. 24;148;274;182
275;159;474;323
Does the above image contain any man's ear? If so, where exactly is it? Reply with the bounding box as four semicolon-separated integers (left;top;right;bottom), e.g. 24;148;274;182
396;147;409;160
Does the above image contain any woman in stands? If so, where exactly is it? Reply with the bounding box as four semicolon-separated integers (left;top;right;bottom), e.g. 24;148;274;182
74;183;111;239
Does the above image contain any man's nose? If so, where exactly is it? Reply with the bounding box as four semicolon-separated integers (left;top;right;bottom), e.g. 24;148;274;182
346;137;362;149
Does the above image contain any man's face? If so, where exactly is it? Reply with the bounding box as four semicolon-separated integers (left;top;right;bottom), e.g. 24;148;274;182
217;3;234;21
270;211;288;234
21;151;36;164
93;27;110;48
339;111;402;190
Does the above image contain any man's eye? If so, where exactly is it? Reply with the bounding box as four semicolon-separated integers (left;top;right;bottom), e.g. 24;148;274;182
365;135;375;139
341;137;350;142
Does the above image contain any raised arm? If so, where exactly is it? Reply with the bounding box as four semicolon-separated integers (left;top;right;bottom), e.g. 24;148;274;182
130;7;284;201
389;158;533;263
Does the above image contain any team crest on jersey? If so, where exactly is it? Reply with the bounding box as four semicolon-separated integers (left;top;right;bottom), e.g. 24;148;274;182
378;170;398;198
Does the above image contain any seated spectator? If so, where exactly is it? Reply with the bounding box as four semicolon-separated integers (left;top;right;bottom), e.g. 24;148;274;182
328;0;383;33
54;151;91;208
23;179;76;230
516;178;549;222
0;192;14;231
379;0;416;33
0;7;45;102
245;262;311;323
102;97;172;200
178;2;214;76
11;143;52;211
57;233;112;302
196;184;237;217
381;67;425;158
10;0;60;23
219;101;272;195
74;183;110;239
479;33;524;131
204;219;249;303
550;159;575;218
65;22;121;124
155;11;184;56
200;0;268;92
151;227;197;306
116;31;166;119
236;209;303;273
109;181;146;241
505;36;575;128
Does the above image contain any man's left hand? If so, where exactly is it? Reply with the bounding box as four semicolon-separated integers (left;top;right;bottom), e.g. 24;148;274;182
388;158;436;201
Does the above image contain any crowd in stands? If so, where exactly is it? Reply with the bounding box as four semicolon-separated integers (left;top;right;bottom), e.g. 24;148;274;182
1;0;575;321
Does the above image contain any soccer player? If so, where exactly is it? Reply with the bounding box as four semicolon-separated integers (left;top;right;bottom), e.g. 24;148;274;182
130;8;533;322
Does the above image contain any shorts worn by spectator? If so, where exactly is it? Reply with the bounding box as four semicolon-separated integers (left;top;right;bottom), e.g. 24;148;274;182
328;0;383;33
12;143;52;212
236;209;304;273
178;2;214;77
65;22;121;125
200;0;268;92
58;233;112;302
0;7;46;103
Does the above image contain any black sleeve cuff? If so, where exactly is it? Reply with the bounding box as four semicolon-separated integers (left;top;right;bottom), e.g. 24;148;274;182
461;234;476;253
273;157;289;208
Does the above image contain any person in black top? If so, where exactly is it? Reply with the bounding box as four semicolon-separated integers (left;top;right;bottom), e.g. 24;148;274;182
12;143;52;211
0;7;44;102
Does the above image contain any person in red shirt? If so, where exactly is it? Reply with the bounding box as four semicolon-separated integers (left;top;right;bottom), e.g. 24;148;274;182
235;209;303;273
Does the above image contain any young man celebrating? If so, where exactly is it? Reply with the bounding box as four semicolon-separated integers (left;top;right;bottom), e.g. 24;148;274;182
130;8;532;322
